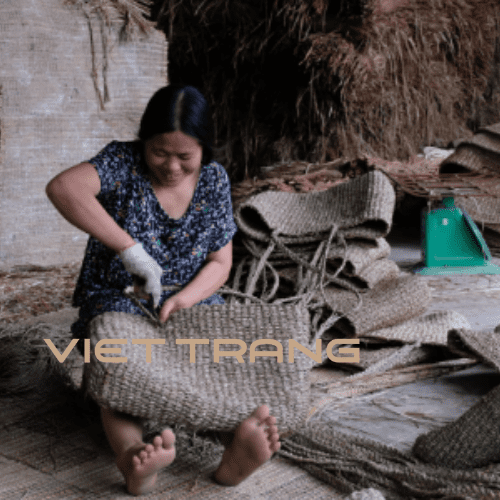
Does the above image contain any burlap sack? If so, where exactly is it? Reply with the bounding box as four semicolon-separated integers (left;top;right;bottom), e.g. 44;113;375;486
84;303;312;433
234;171;395;243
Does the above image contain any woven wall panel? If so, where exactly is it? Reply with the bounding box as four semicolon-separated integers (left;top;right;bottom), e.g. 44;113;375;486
0;0;167;268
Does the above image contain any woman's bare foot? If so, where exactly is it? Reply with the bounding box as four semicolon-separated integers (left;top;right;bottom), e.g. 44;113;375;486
214;405;281;486
116;429;176;496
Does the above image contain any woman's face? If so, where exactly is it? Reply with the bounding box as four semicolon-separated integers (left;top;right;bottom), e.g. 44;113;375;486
144;130;203;188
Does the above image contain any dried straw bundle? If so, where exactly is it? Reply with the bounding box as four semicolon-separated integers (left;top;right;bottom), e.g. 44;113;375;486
156;0;500;179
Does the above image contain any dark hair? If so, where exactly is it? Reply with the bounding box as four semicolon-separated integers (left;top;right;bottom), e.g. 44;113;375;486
138;84;213;164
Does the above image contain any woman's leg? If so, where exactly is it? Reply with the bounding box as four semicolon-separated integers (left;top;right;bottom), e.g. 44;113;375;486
214;405;281;486
101;407;176;496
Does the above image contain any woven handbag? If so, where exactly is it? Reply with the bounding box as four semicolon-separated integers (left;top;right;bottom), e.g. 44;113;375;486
84;301;312;433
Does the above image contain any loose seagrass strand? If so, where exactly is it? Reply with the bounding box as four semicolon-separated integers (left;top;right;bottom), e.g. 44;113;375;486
280;420;500;498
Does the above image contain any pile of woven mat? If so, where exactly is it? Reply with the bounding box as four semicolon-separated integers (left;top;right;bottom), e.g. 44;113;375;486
231;169;470;368
440;121;500;256
229;168;500;498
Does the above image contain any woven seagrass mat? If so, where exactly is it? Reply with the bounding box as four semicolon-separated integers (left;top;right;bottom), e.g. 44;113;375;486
234;170;395;243
412;382;500;469
440;122;500;175
323;274;431;337
448;328;500;372
362;310;471;346
85;304;312;433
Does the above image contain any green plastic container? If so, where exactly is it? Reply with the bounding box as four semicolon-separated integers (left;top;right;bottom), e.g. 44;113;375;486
415;197;500;275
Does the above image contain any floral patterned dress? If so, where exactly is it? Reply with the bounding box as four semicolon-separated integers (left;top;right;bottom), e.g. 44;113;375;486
71;141;238;345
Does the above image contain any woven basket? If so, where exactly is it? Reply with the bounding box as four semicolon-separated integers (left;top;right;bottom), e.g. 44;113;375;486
84;303;312;433
412;383;500;469
234;171;395;243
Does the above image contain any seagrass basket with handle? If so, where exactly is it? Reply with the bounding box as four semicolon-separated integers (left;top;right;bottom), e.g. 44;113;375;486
84;300;312;434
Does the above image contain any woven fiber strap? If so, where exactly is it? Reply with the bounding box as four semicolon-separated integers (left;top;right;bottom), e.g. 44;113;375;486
234;171;395;243
84;303;312;433
412;382;500;469
448;328;500;372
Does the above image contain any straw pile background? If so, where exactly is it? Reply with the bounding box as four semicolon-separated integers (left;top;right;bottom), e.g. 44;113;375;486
152;0;500;180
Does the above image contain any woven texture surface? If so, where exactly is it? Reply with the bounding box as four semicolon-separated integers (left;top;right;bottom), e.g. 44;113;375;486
234;171;395;243
85;305;312;433
0;394;339;500
448;328;500;371
363;310;471;345
327;238;391;277
282;420;500;497
323;275;431;337
412;382;500;469
346;258;400;290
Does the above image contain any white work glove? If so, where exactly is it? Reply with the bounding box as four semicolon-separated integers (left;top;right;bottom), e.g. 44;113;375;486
119;243;163;308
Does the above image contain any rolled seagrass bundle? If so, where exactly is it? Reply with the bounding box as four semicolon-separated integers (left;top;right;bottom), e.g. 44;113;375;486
84;302;312;433
412;382;500;469
322;274;431;337
234;171;395;244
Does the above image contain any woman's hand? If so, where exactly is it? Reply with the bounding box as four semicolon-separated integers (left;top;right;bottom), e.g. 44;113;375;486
159;241;233;322
159;293;191;323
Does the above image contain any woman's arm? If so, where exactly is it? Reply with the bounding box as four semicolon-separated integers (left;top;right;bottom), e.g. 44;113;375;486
46;162;136;253
159;240;233;322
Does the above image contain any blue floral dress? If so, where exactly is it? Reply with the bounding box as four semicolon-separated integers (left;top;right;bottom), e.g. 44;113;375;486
71;141;238;344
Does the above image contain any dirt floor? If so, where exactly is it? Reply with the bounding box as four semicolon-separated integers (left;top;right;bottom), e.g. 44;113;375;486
0;263;80;324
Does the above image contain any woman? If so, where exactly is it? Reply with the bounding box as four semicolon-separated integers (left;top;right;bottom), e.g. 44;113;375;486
46;84;280;496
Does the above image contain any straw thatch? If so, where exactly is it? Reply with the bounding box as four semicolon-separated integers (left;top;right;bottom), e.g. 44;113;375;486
155;0;500;180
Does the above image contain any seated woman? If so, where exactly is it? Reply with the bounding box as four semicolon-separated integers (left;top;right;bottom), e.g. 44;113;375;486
46;84;280;496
